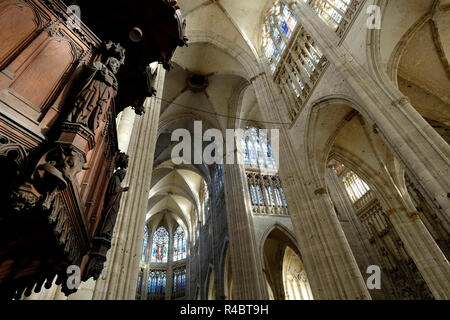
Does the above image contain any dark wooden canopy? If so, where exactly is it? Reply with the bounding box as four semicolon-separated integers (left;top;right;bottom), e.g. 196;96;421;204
66;0;186;113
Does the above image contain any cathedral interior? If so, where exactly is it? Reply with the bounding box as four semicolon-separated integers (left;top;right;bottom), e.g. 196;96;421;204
0;0;449;301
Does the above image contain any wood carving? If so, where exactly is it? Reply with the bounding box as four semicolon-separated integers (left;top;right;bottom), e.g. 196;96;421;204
68;41;125;132
0;0;186;299
83;152;129;281
10;146;86;211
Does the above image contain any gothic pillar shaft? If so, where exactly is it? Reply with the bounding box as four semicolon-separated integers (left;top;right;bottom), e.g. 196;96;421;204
251;74;370;299
381;201;450;300
280;134;371;299
223;162;268;299
290;1;450;299
292;0;450;234
92;66;166;300
325;168;395;299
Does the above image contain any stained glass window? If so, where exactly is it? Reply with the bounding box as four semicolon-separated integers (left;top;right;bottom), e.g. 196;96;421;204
246;172;289;215
250;185;258;205
342;170;370;203
266;186;276;206
173;226;187;261
141;225;149;262
307;0;351;30
275;188;283;207
256;185;264;206
280;187;288;207
262;1;298;73
148;270;166;294
240;126;277;170
137;269;143;294
151;226;169;263
173;268;186;293
214;165;224;196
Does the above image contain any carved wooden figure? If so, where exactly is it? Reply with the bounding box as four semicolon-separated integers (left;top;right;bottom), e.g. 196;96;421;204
96;168;129;238
68;41;125;132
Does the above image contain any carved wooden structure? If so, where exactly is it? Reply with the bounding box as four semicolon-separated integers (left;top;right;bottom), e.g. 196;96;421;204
0;0;186;299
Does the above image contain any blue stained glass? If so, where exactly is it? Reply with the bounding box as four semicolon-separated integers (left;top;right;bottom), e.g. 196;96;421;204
137;271;142;292
250;185;258;205
218;165;223;190
141;225;148;262
241;126;278;170
266;186;275;206
280;187;288;207
275;188;282;207
262;2;297;71
256;185;264;206
281;21;289;35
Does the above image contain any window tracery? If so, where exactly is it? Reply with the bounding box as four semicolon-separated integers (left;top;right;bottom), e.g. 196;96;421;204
148;270;167;298
138;223;188;300
262;1;328;122
214;164;224;196
247;172;289;215
341;170;370;203
151;226;169;263
173;268;186;297
262;1;298;73
304;0;363;37
240;126;277;170
141;225;149;262
241;125;289;216
173;226;187;261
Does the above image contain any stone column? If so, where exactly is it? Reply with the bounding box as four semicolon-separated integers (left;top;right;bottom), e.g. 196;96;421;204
64;108;138;301
325;167;394;299
92;66;166;300
223;161;268;300
292;0;450;234
247;67;371;299
381;199;450;300
117;106;137;153
290;1;450;299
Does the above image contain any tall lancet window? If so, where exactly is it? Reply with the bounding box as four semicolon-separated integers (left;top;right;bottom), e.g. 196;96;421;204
151;226;169;263
148;270;167;295
305;0;362;36
242;126;289;216
342;170;370;203
214;165;224;196
173;268;186;293
141;225;149;262
240;126;277;170
262;2;328;122
262;1;298;73
173;226;187;261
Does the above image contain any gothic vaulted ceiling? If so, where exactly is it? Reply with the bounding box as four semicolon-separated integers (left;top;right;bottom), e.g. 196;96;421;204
178;0;275;56
147;1;276;235
380;0;450;127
